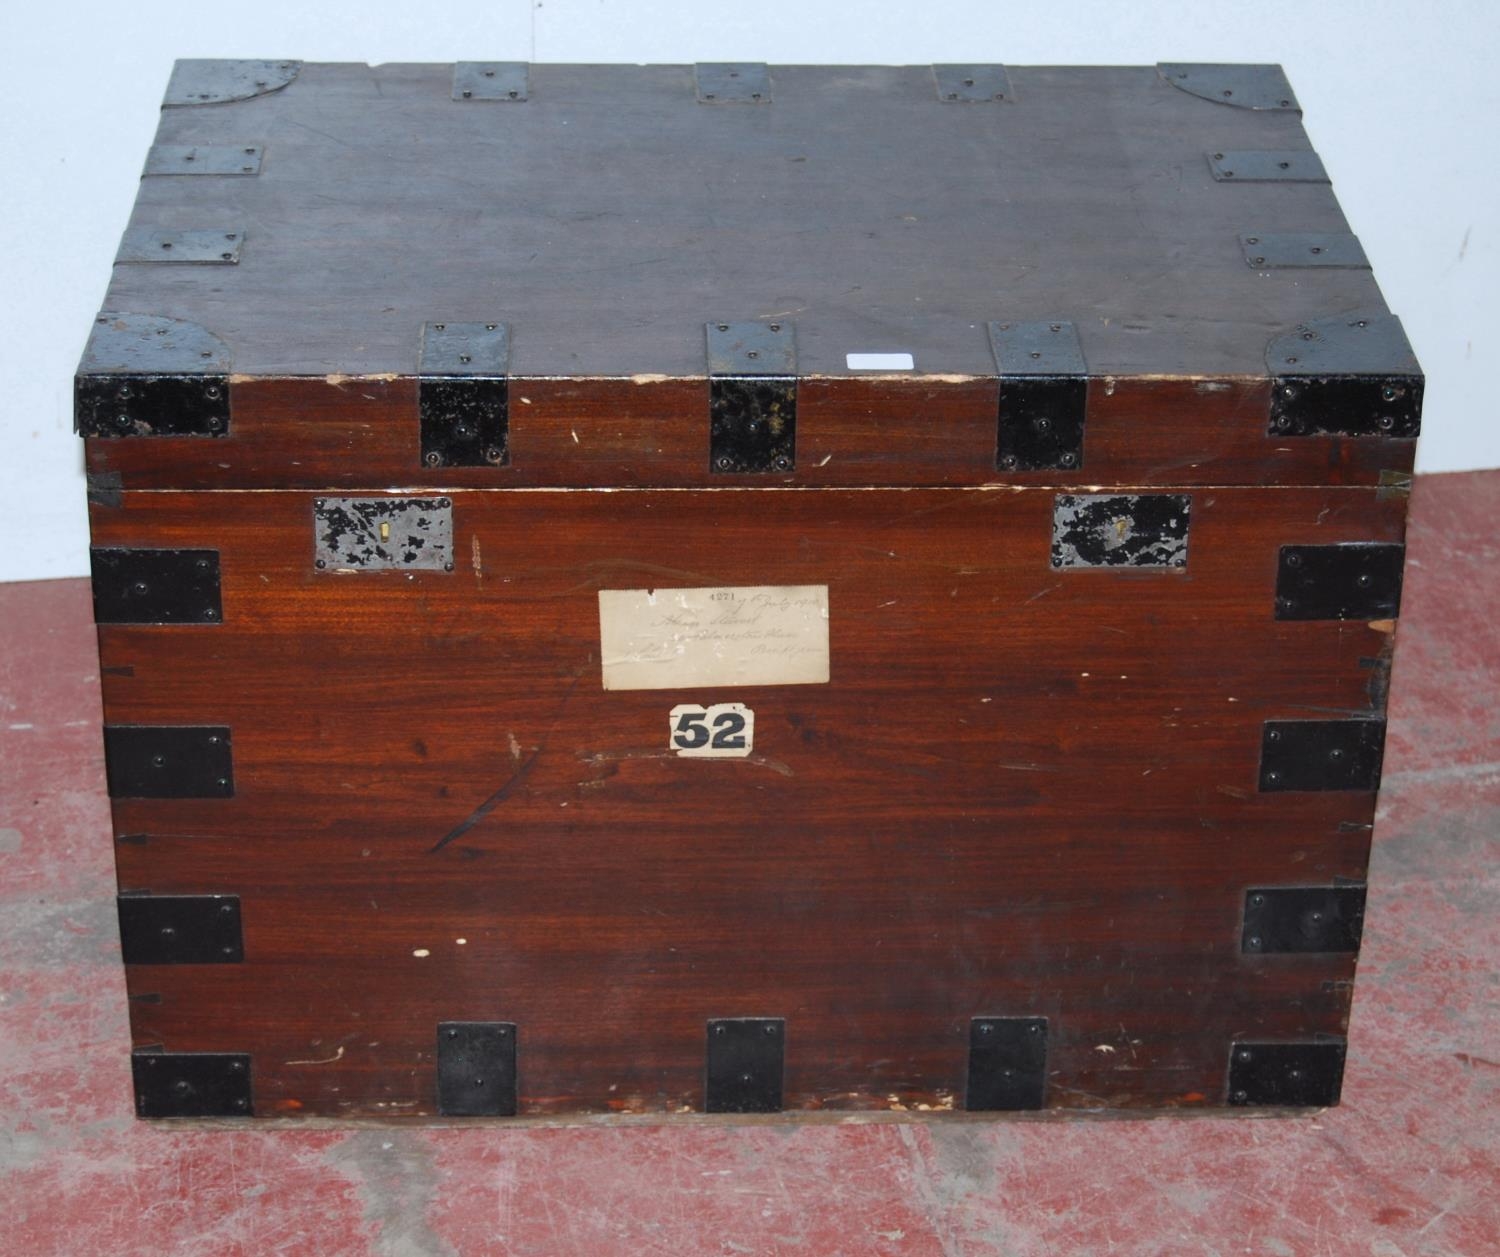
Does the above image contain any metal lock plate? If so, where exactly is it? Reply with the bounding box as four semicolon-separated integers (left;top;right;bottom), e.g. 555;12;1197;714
1051;495;1190;569
314;498;455;572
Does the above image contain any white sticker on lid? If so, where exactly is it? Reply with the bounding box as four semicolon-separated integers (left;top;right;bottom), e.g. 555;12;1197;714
598;585;830;691
846;352;915;370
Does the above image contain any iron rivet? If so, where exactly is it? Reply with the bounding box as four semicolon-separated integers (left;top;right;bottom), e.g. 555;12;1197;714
216;777;229;788
315;559;326;569
1250;894;1264;906
151;754;166;768
425;452;443;467
1233;1089;1248;1101
1247;936;1262;949
1286;552;1301;567
160;925;176;938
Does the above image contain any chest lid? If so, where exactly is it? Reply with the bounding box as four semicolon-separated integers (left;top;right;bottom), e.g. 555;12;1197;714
79;60;1421;491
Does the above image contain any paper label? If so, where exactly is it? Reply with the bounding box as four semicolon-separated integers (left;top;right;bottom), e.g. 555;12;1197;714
598;585;830;691
668;703;754;757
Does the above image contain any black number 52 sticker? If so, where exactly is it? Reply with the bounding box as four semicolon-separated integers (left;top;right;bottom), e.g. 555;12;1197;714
668;703;754;758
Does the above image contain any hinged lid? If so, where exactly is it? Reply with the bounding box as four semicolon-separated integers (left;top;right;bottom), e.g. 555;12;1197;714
80;61;1420;492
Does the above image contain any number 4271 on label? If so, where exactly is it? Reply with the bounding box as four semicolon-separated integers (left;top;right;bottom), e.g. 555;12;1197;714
668;703;754;758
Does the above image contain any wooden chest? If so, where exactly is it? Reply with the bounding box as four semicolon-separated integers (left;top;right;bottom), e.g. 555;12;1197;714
81;60;1420;1120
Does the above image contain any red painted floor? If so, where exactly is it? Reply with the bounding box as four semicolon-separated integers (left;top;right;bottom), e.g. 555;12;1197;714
1;471;1497;1256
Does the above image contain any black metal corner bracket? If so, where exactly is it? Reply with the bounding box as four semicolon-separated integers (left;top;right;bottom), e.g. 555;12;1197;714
119;894;243;964
695;63;771;104
418;322;510;468
934;65;1012;102
1242;885;1367;954
76;312;232;439
1158;63;1300;112
163;60;301;107
707;322;797;474
452;62;528;101
1259;719;1386;792
132;1051;253;1117
91;548;222;625
1275;543;1405;621
966;1016;1048;1111
989;321;1087;471
1267;313;1423;438
706;1018;785;1113
103;725;234;799
437;1022;518;1116
1228;1040;1346;1107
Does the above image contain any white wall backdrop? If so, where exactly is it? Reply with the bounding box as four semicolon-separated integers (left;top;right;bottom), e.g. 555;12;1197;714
2;1;1495;583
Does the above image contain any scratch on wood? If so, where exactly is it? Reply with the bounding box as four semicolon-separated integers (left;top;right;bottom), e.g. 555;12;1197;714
285;1045;346;1066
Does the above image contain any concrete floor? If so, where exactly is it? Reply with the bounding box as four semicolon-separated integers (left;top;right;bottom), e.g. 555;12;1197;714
1;471;1496;1256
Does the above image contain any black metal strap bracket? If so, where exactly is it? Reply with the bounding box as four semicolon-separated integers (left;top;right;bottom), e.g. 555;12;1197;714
452;62;528;101
1228;1040;1346;1107
989;321;1087;471
1158;63;1299;111
934;65;1012;102
695;63;771;103
1267;313;1423;438
1242;232;1368;270
419;322;510;468
1259;719;1386;792
76;312;232;439
706;1018;785;1113
132;1050;253;1117
104;725;234;799
966;1016;1048;1111
162;59;300;107
1208;150;1327;183
144;144;264;177
1243;886;1367;954
707;321;797;474
91;548;222;625
437;1022;517;1116
119;894;243;964
1275;543;1405;621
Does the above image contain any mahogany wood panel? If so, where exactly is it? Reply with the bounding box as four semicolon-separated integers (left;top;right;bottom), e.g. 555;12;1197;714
92;484;1403;1115
85;375;1415;491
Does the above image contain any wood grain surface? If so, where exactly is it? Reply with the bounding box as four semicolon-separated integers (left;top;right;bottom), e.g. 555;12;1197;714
93;484;1404;1115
